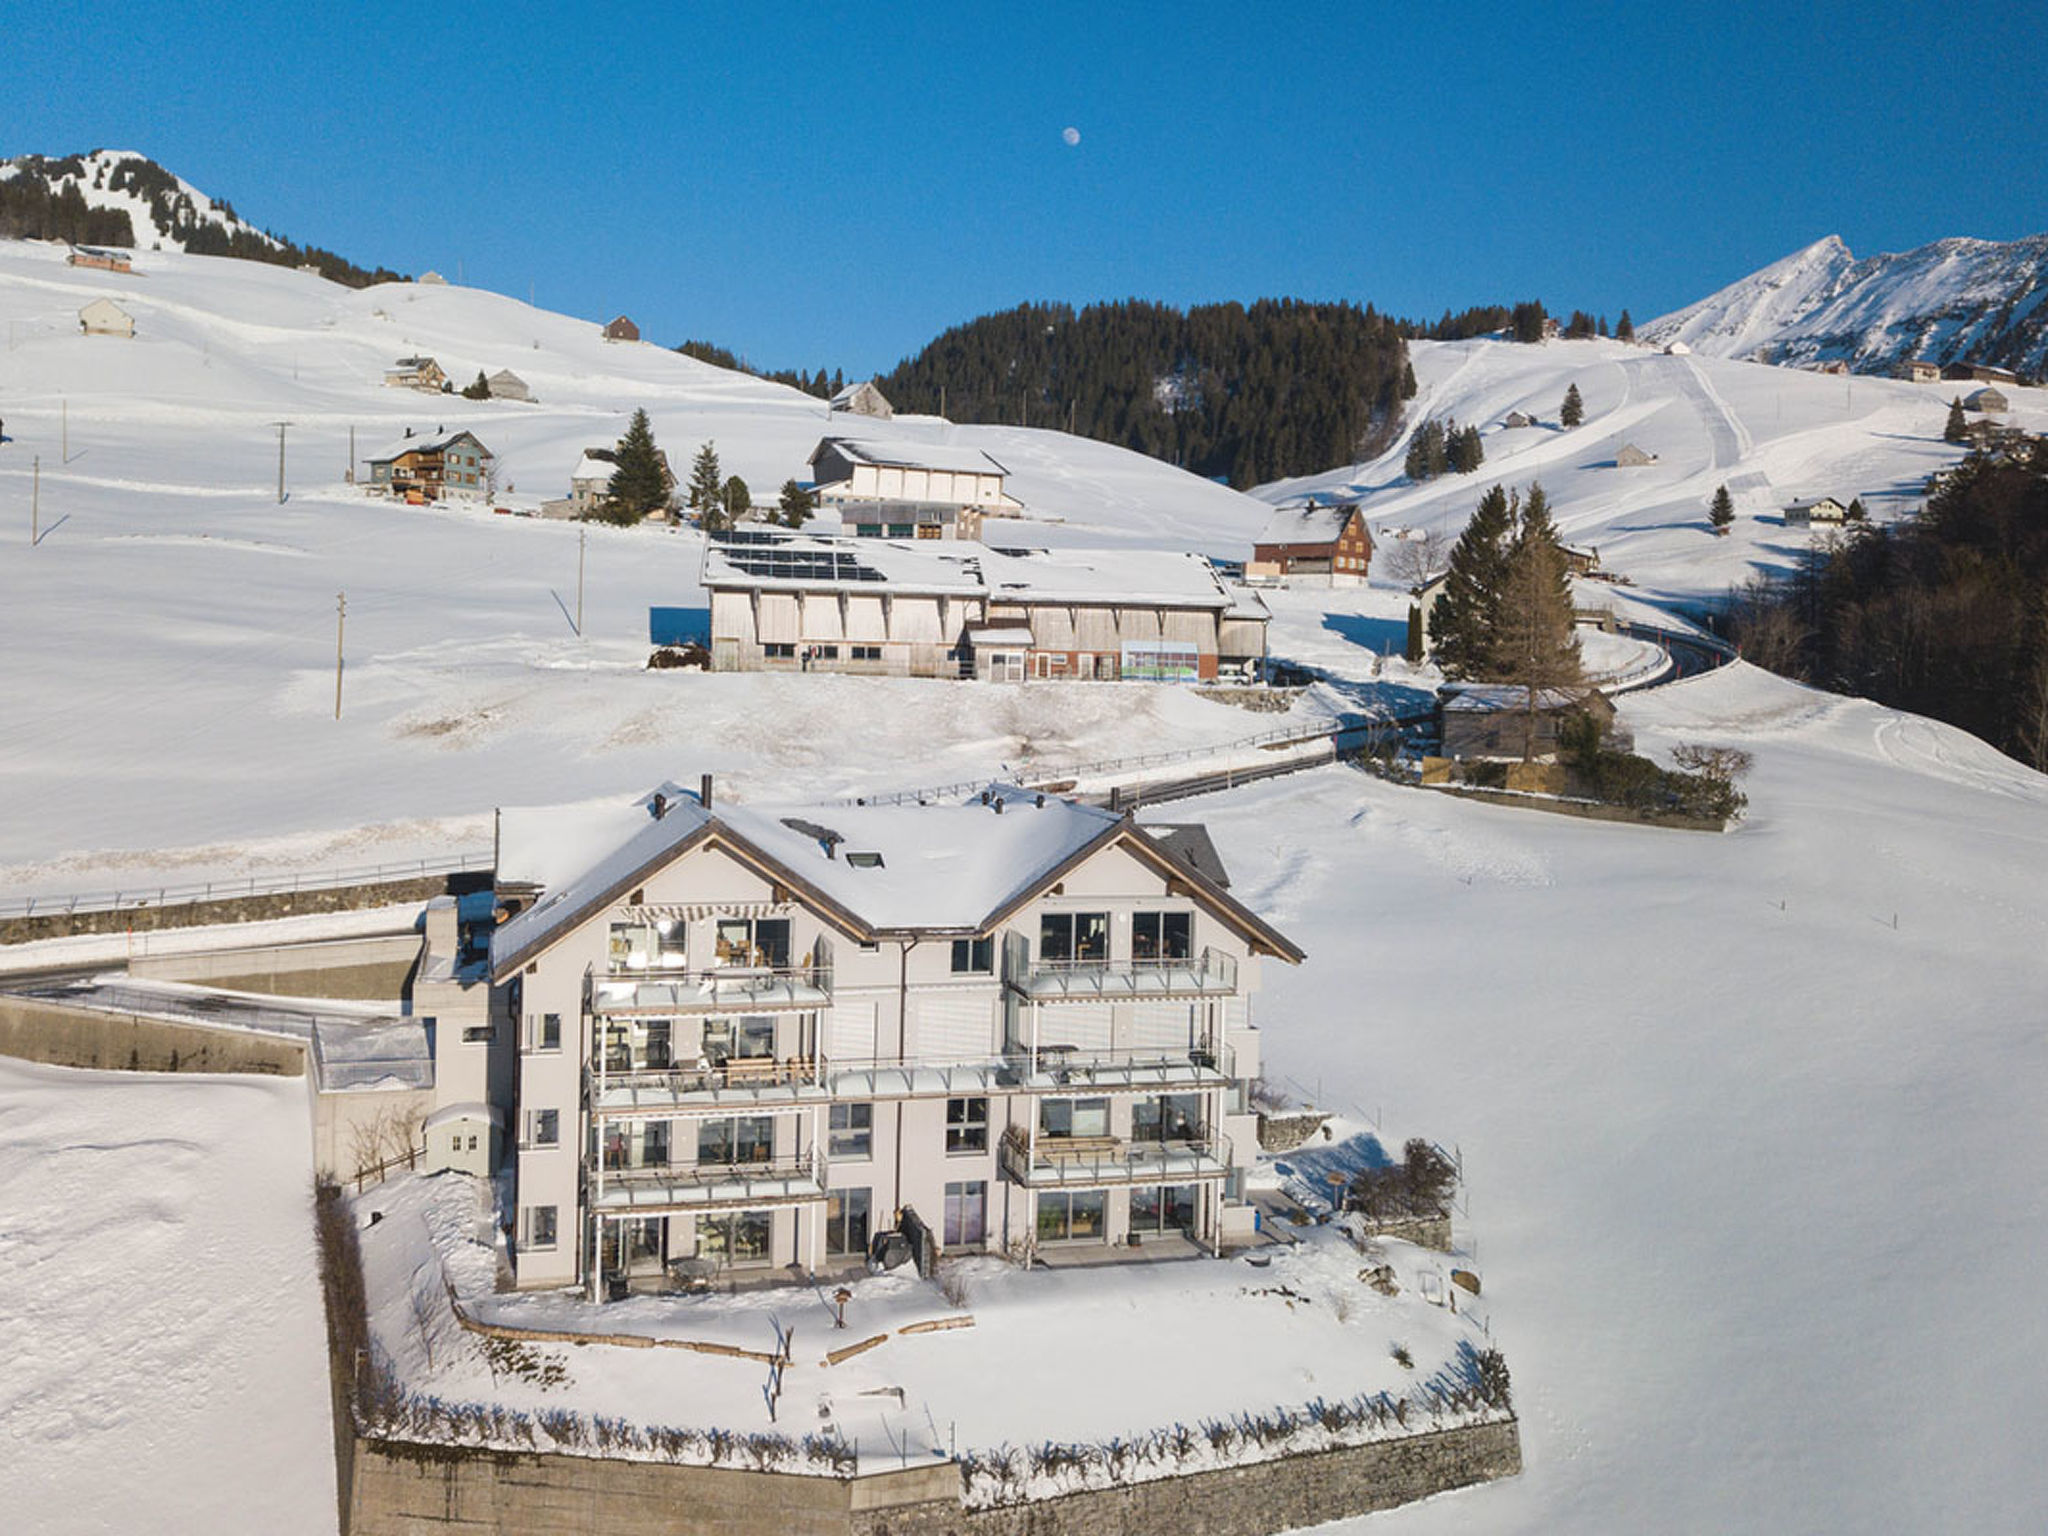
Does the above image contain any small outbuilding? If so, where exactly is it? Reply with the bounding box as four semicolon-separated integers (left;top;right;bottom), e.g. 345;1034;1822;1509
829;379;895;420
603;315;641;343
1965;386;2009;414
1662;340;1692;356
486;368;533;402
78;297;134;337
68;246;132;273
1502;410;1538;429
1438;684;1615;762
424;1102;503;1178
1615;443;1658;467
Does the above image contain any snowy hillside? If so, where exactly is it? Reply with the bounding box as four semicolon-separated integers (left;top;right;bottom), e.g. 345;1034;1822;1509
0;149;282;254
1642;231;2048;378
1259;332;2045;604
0;235;1277;883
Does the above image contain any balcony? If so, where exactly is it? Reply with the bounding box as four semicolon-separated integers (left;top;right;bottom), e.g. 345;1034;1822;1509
588;963;831;1016
590;1056;830;1115
998;1123;1231;1188
1000;1042;1234;1093
589;1147;827;1214
1006;945;1237;1002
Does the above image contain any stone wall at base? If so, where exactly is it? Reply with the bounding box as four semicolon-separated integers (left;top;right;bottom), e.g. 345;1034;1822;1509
346;1419;1519;1536
1255;1110;1330;1153
0;873;460;945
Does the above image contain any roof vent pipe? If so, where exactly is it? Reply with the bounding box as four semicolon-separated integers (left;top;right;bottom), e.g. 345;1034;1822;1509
980;789;991;805
700;773;714;811
651;792;667;820
1035;794;1045;809
994;797;1004;814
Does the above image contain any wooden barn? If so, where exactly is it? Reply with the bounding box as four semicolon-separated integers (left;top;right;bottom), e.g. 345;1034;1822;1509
1248;504;1373;586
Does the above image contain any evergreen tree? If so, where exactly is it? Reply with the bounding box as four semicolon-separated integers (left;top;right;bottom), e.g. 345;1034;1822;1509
1448;423;1486;474
1429;483;1519;679
1597;315;1610;338
603;408;669;522
1846;496;1867;522
722;475;752;522
1405;419;1448;481
1709;483;1736;535
1560;382;1585;429
1401;360;1418;399
687;441;724;517
777;478;816;528
1405;604;1425;664
1944;396;1969;442
1494;483;1585;756
461;370;491;400
1511;301;1548;344
1615;310;1635;343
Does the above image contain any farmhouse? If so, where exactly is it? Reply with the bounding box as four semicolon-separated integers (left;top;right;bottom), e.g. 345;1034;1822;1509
1943;362;2020;386
1783;495;1847;529
808;436;1022;542
67;245;132;273
603;315;641;343
383;356;447;392
1438;684;1615;762
486;368;532;402
365;429;494;502
490;780;1303;1293
1897;359;1942;383
828;378;894;420
1248;503;1374;586
700;530;1270;682
77;297;133;337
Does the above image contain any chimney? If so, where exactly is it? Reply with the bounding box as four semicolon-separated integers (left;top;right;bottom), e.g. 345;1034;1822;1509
700;773;714;811
993;797;1005;814
1035;794;1046;809
651;792;667;820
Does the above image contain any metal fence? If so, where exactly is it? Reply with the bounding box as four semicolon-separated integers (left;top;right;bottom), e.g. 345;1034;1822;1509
0;850;494;922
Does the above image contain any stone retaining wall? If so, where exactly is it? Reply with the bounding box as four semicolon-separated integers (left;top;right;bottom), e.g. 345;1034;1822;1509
346;1419;1519;1536
0;994;307;1076
1256;1110;1330;1153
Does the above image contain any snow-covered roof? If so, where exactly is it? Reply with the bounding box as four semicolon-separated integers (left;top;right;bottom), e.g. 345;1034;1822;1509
1256;504;1356;546
1784;496;1844;512
572;453;615;483
490;781;1303;978
424;1101;504;1131
812;437;1009;478
366;429;490;464
1440;684;1604;714
700;532;1239;609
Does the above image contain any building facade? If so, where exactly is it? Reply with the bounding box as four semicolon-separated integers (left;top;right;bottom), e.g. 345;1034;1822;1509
365;430;494;501
700;532;1270;682
1249;504;1374;586
490;786;1302;1295
809;437;1021;542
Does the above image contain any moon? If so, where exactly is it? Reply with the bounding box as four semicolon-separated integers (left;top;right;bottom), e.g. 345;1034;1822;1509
1061;126;1081;147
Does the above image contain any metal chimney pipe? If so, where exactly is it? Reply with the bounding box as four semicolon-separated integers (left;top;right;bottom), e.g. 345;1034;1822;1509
700;773;713;810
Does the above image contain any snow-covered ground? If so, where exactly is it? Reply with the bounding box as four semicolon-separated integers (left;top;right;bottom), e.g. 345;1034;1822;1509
0;1057;337;1535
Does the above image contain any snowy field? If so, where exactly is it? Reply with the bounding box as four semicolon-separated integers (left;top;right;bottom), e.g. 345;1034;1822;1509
0;1058;337;1535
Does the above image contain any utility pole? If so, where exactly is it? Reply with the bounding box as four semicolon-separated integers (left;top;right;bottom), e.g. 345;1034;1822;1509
273;421;292;503
577;526;586;636
334;592;346;720
30;455;38;544
347;425;355;484
62;398;68;462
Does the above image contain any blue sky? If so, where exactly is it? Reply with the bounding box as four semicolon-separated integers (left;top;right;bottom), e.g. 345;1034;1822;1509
9;1;2042;376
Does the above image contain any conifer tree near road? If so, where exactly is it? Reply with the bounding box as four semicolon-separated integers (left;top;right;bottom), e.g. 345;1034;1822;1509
603;408;669;523
1561;382;1585;428
1429;482;1519;679
1493;483;1585;759
1709;483;1735;535
1944;396;1968;443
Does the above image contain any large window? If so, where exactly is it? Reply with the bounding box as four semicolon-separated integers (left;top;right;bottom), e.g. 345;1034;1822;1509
826;1188;871;1257
1040;1097;1110;1140
715;917;790;968
1131;1094;1203;1144
696;1210;772;1266
1132;911;1192;963
829;1103;872;1160
945;1096;989;1154
944;1180;987;1246
1039;912;1109;965
1035;1189;1107;1242
698;1115;775;1166
951;936;993;974
1130;1184;1198;1236
608;917;685;972
525;1205;558;1249
603;1120;669;1171
703;1015;776;1064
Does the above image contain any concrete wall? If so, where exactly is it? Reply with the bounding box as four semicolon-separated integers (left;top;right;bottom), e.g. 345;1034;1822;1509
131;933;420;1001
0;874;456;945
0;994;306;1076
346;1419;1519;1535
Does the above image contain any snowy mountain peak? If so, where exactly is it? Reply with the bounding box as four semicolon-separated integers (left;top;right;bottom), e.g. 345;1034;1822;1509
0;149;280;253
1644;230;2048;378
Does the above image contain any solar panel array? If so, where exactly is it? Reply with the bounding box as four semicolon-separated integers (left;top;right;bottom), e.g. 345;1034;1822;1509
717;544;888;583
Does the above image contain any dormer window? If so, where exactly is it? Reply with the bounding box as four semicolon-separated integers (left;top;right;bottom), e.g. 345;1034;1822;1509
846;851;884;869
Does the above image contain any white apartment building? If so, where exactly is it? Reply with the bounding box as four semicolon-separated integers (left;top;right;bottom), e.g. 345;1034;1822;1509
489;782;1302;1296
808;437;1022;541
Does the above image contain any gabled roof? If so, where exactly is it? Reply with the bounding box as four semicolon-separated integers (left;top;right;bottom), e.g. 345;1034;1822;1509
1256;503;1358;546
489;784;1303;981
810;437;1009;478
366;429;491;465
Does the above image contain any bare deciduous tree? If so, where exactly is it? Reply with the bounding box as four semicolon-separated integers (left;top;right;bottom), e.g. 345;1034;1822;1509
1384;527;1450;589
